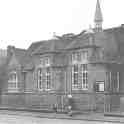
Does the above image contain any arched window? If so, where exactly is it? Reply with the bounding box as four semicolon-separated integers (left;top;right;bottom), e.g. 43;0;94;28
8;71;18;92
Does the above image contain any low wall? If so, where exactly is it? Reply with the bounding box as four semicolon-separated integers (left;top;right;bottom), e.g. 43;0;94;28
24;93;57;110
1;93;25;108
0;92;104;112
71;93;96;111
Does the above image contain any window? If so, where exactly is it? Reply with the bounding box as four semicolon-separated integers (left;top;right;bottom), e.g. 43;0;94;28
71;51;88;90
95;81;104;92
8;71;18;92
37;57;52;91
72;64;88;90
72;52;81;63
81;64;88;89
40;58;44;67
111;72;119;92
72;64;79;89
72;51;88;64
40;57;50;67
45;58;50;66
81;51;88;62
45;67;51;90
37;68;43;90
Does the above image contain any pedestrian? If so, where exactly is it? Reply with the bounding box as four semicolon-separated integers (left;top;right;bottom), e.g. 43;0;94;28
67;94;73;116
53;103;57;113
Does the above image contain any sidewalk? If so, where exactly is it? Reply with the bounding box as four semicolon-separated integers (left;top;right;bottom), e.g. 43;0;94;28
0;107;123;123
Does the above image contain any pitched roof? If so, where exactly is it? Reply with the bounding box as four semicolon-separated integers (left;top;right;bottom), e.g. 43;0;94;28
27;41;45;55
13;48;26;65
16;48;34;70
8;25;124;68
32;37;74;55
66;32;97;50
7;47;34;70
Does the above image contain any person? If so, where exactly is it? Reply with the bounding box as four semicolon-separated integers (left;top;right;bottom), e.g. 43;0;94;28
67;94;73;116
53;103;57;113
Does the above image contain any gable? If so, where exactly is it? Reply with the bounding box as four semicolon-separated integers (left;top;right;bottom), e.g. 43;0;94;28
8;53;20;67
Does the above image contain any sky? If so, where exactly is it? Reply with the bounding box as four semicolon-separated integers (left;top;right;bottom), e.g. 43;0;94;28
0;0;124;49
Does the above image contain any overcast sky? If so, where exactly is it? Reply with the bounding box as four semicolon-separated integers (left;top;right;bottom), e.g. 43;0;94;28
0;0;124;49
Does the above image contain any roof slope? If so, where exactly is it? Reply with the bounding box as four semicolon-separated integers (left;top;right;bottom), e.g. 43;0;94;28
13;48;26;65
32;37;74;55
8;26;124;68
7;47;34;70
66;33;91;50
27;41;45;55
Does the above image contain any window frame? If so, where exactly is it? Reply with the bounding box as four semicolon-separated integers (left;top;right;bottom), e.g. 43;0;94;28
8;71;18;92
45;67;51;91
72;64;79;90
81;64;88;90
81;51;88;60
37;68;43;90
37;57;52;91
71;51;89;91
95;81;105;92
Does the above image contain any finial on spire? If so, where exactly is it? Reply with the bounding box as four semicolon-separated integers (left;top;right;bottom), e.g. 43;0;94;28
94;0;103;31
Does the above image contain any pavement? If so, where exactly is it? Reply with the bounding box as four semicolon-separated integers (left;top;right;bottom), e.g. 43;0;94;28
0;113;114;124
0;107;124;123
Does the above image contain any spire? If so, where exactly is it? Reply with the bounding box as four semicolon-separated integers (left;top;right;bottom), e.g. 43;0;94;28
94;0;103;31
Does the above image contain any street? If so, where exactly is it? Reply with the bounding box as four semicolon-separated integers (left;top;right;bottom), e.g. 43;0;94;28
0;112;121;124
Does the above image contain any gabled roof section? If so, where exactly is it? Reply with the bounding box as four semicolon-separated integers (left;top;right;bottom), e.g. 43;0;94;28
7;46;34;69
27;41;45;55
12;48;26;65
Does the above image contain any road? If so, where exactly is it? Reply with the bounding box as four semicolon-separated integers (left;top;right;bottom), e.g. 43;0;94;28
0;112;121;124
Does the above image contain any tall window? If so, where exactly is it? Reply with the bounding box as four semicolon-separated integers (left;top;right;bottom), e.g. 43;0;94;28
37;57;52;91
72;64;79;89
45;67;51;90
111;72;119;92
81;64;88;89
8;71;18;92
72;64;88;90
37;68;43;90
71;51;88;90
106;71;120;92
